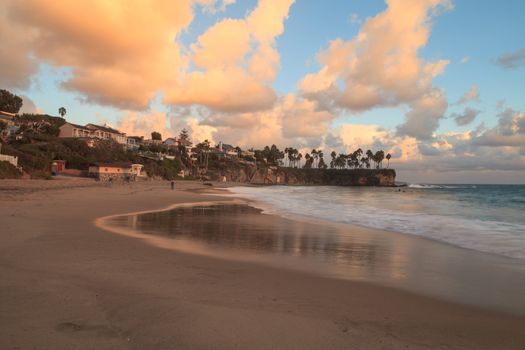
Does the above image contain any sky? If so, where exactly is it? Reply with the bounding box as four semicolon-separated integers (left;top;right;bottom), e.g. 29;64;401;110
1;0;524;183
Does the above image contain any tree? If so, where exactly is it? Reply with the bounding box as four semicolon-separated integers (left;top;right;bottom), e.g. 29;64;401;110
386;153;392;168
58;107;67;117
330;151;337;169
311;149;319;168
374;150;385;168
151;131;162;141
179;128;189;142
203;139;211;170
366;149;374;168
196;139;211;170
318;156;327;169
0;89;23;114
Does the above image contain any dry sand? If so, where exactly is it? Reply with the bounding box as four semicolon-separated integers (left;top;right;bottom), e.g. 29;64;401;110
1;178;525;349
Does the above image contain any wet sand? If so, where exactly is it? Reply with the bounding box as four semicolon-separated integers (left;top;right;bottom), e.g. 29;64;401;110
1;179;525;349
101;203;525;316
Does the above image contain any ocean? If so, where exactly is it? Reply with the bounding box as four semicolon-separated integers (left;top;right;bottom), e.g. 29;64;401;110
229;184;525;261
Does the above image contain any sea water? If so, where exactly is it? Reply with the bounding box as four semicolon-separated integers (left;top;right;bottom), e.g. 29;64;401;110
228;184;525;260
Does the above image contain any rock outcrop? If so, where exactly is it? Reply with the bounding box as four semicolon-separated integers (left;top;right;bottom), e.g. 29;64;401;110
207;165;396;186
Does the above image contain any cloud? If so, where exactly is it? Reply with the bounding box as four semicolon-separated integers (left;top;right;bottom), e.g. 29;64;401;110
118;111;170;138
1;0;205;110
164;0;295;113
18;95;40;114
452;107;480;126
396;88;448;140
460;56;470;64
472;108;525;147
280;95;333;139
495;48;525;69
298;0;452;141
457;84;480;104
0;7;37;89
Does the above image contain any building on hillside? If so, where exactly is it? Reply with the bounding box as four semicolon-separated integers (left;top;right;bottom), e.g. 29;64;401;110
59;122;127;145
131;164;144;177
126;136;143;151
218;141;239;157
85;123;127;144
0;154;18;167
164;137;177;147
88;162;137;181
0;111;16;125
59;122;92;138
0;111;18;139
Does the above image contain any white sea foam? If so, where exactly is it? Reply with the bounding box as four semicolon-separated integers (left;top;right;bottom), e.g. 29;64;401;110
229;186;525;260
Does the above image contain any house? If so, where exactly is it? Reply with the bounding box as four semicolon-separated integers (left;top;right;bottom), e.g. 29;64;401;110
127;136;143;151
88;162;136;181
59;122;92;138
0;111;16;125
0;111;17;139
59;122;127;145
241;150;255;158
164;137;177;147
130;164;144;177
0;154;18;167
218;141;239;157
85;123;127;144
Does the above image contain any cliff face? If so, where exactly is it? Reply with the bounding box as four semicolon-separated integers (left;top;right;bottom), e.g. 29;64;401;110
206;165;396;186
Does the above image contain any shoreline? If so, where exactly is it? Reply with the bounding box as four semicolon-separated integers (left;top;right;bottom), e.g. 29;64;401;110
2;179;525;349
97;194;525;316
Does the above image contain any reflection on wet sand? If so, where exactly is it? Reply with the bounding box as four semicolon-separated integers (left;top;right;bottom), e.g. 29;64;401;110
108;204;525;315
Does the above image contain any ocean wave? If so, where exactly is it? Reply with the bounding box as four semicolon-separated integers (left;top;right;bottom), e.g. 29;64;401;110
229;186;525;260
408;184;478;189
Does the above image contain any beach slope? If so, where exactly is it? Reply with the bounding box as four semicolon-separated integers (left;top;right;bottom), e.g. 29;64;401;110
1;179;524;349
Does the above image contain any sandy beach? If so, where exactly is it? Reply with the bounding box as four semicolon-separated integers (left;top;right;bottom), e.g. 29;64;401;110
1;179;525;349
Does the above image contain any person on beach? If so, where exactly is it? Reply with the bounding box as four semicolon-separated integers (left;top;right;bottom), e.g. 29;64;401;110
171;181;175;190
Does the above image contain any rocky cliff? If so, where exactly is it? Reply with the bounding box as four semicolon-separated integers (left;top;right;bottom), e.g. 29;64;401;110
205;165;396;186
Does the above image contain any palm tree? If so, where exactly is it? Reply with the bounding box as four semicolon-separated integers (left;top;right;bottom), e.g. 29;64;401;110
386;153;392;168
202;139;211;171
330;151;337;169
58;107;66;118
303;153;312;169
374;150;385;168
311;149;319;168
317;150;324;169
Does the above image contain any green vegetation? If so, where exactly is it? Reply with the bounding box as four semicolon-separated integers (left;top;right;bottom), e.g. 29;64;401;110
0;89;23;113
0;161;21;179
2;113;188;179
151;131;162;141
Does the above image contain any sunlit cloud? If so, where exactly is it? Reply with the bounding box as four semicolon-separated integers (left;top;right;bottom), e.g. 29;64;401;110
164;0;295;113
299;0;452;141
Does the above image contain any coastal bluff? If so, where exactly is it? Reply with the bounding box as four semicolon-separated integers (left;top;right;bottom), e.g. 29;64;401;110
205;166;396;186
